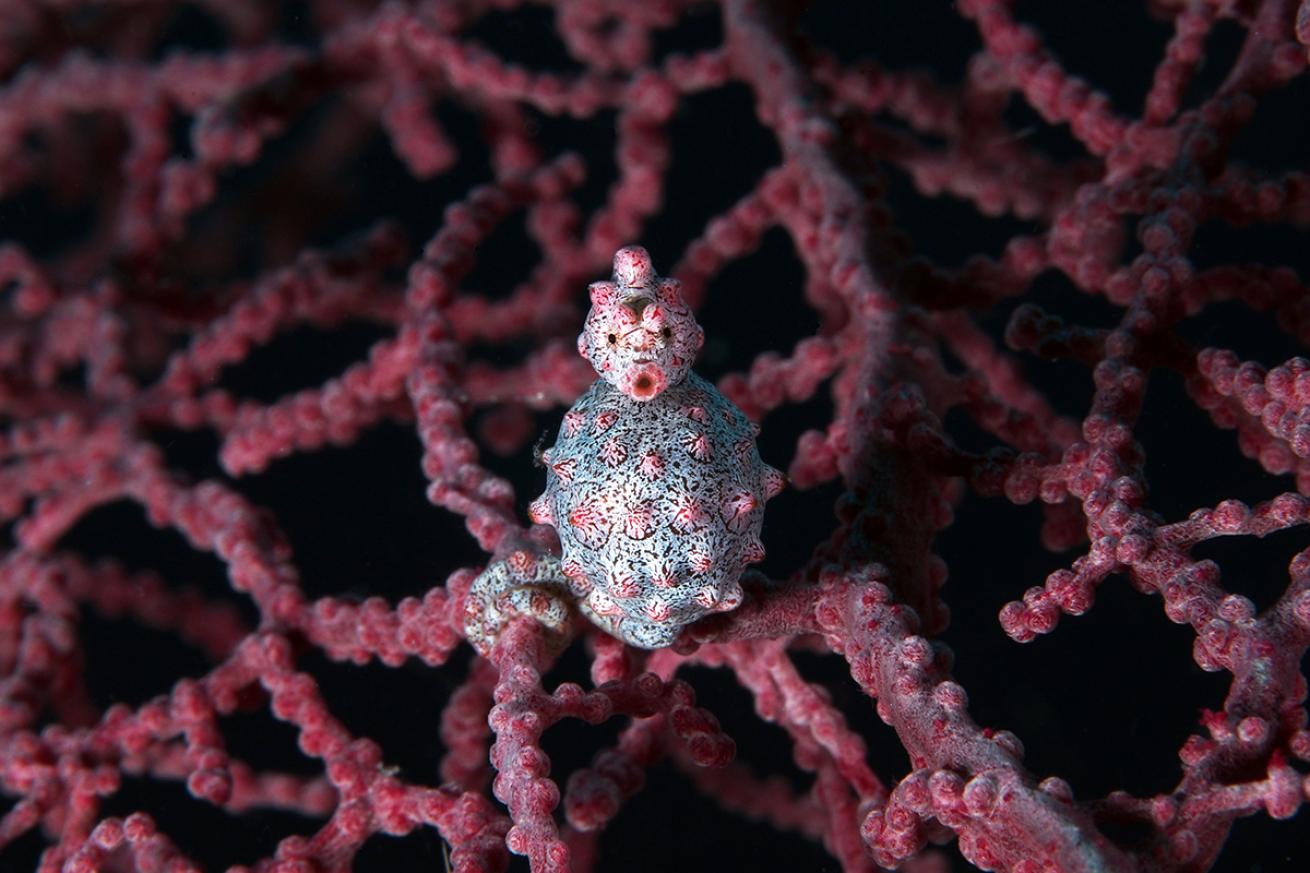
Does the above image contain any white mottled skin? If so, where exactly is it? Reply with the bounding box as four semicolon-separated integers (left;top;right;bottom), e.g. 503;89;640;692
576;244;704;404
466;247;783;651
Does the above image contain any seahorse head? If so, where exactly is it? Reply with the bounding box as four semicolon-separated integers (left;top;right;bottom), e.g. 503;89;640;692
578;246;704;401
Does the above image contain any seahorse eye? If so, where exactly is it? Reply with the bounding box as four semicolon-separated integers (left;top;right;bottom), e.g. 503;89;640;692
661;327;672;338
607;333;617;345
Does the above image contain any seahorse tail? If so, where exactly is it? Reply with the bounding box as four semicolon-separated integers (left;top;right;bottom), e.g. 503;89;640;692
464;551;576;656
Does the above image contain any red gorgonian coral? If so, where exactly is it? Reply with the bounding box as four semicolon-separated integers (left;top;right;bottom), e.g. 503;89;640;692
2;1;1310;871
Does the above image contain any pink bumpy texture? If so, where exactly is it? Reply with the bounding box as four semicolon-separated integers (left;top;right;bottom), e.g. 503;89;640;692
577;245;704;402
528;247;784;647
